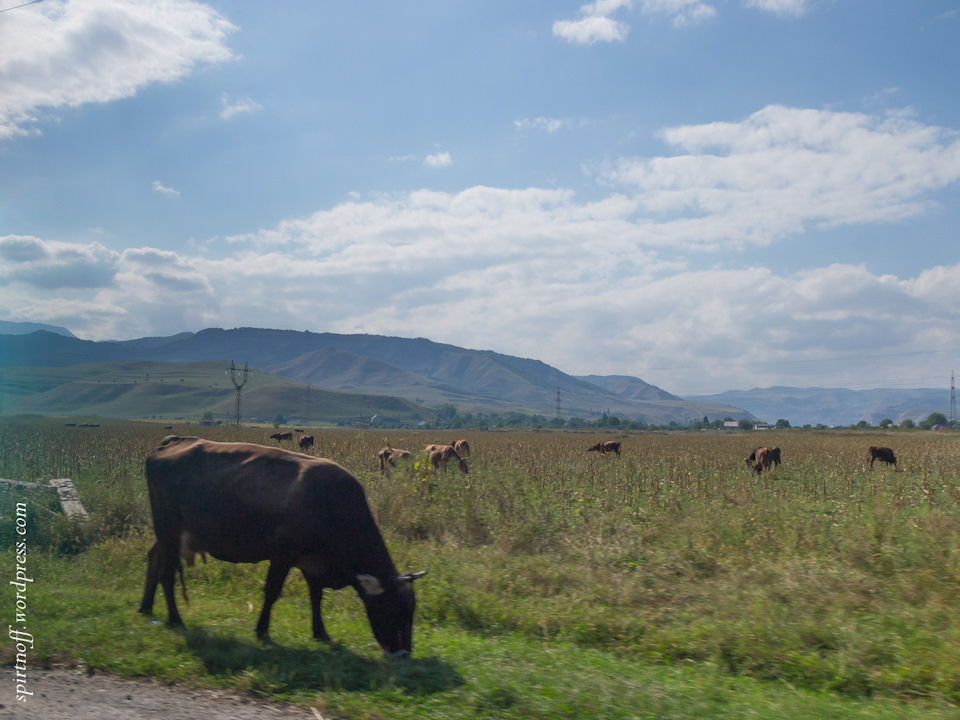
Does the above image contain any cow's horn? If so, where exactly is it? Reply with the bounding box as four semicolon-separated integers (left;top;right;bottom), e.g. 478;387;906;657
399;570;427;583
356;574;385;596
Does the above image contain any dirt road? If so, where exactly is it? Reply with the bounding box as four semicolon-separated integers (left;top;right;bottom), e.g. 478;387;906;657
0;667;323;720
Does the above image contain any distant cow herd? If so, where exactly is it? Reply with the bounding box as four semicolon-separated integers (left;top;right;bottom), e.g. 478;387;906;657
138;429;903;659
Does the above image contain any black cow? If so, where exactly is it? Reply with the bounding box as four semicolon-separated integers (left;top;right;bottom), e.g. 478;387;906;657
298;435;315;452
270;431;293;442
868;446;897;469
139;436;426;657
587;440;622;457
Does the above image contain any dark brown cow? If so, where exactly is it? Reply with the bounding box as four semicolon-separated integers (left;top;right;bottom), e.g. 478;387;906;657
587;440;622;457
270;431;293;442
139;436;426;657
377;446;412;475
868;446;897;469
425;444;469;473
752;446;781;475
298;435;315;452
746;446;781;469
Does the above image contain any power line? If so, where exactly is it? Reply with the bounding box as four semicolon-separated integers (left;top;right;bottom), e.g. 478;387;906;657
0;0;44;13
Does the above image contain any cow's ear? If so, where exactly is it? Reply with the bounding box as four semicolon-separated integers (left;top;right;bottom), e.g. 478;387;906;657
398;570;427;584
357;574;385;596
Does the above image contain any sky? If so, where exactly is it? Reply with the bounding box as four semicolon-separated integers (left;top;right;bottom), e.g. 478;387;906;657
1;0;960;396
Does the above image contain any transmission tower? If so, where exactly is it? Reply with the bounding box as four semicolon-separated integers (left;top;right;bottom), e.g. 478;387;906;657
951;370;957;427
228;361;250;426
304;382;311;424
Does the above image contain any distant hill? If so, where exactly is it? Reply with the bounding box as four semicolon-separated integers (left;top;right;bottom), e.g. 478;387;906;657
578;375;678;402
0;361;425;425
0;320;76;338
0;328;754;424
686;386;951;427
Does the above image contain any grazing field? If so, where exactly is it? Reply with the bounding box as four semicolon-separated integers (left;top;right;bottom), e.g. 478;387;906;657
2;417;960;718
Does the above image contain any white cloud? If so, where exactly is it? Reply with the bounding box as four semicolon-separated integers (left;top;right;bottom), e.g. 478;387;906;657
0;235;119;289
554;0;716;42
4;104;960;391
554;0;633;44
598;105;960;248
8;226;957;392
743;0;809;18
220;94;262;120
0;0;236;139
515;117;565;133
152;180;180;197
424;151;453;168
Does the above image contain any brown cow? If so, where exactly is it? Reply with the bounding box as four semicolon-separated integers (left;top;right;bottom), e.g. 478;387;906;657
378;446;412;475
139;436;426;657
868;446;897;469
587;440;622;457
425;444;468;473
752;446;781;475
270;431;293;442
746;446;781;469
298;435;315;452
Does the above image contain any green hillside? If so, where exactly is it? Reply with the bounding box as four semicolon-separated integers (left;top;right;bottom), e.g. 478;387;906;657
0;361;427;425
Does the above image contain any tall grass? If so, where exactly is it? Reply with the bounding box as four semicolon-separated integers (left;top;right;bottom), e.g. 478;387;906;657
3;418;960;707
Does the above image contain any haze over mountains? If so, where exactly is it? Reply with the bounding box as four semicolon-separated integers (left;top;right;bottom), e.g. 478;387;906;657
0;323;951;426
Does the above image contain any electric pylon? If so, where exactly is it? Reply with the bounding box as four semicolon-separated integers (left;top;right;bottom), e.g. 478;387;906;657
228;361;250;426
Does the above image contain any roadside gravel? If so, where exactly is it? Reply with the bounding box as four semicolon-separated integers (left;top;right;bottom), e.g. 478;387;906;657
1;667;325;720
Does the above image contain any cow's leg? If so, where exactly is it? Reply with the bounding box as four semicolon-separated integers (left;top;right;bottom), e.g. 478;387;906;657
155;544;183;627
138;542;160;615
301;570;331;642
256;561;292;640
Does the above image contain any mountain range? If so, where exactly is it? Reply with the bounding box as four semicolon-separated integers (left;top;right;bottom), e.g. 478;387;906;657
0;324;751;425
0;322;951;426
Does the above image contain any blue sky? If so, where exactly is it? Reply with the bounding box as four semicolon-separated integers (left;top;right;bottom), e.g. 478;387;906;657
1;0;959;395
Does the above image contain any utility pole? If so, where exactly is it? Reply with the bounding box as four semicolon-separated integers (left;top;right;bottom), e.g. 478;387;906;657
951;370;957;427
304;382;311;425
228;361;250;427
556;386;561;421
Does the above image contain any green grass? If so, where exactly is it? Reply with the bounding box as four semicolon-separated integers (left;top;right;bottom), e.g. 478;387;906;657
4;420;960;718
12;539;959;720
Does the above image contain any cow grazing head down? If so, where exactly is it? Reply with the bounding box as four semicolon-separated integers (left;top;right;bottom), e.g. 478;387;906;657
378;445;412;475
425;444;469;473
587;440;622;457
357;571;427;657
751;446;781;475
868;446;897;469
139;436;426;658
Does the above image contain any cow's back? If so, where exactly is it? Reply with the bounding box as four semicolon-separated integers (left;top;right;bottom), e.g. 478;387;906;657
145;437;392;576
